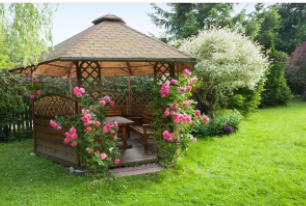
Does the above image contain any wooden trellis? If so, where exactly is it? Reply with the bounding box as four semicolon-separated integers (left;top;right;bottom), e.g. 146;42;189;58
132;91;153;106
77;61;102;99
34;94;78;118
91;91;128;106
154;62;174;84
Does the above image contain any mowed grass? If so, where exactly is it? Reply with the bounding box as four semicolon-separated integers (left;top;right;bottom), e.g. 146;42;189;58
1;100;306;206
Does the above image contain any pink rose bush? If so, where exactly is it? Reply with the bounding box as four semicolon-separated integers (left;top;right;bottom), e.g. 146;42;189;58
150;66;209;164
20;76;43;99
50;87;121;171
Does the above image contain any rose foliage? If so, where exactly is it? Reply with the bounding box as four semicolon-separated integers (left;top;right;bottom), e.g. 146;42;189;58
50;87;120;171
148;67;209;165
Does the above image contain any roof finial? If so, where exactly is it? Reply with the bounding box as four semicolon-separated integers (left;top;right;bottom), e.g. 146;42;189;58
92;14;126;25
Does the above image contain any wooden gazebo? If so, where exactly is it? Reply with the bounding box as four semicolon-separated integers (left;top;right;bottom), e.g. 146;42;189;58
9;14;196;168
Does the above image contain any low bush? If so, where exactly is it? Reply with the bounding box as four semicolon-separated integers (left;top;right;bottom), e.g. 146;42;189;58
192;109;243;137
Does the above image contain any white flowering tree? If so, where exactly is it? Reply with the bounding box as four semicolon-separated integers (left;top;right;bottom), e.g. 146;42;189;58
179;28;269;118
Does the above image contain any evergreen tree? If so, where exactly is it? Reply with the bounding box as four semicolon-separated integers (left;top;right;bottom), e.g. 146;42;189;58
261;51;292;106
275;3;306;54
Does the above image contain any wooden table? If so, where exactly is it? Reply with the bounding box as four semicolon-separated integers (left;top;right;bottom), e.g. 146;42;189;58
105;116;134;149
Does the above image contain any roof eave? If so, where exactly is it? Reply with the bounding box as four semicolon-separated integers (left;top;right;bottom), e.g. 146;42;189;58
60;57;197;64
8;57;197;73
8;58;61;72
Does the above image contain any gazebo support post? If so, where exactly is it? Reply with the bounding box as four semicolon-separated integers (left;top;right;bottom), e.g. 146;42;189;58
128;72;132;115
74;61;81;114
31;65;37;154
126;62;133;116
68;69;72;98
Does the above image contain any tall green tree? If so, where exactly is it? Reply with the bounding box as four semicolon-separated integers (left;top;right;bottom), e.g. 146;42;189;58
261;51;292;106
0;3;57;69
275;3;306;54
0;3;57;142
149;3;235;40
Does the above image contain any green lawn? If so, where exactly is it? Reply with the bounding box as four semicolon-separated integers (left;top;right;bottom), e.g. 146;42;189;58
1;100;306;206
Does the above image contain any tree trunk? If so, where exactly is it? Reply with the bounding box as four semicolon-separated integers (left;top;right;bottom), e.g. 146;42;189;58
210;105;215;119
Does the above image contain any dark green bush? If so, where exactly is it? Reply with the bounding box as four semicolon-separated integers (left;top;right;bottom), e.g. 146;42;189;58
192;109;244;137
261;51;292;106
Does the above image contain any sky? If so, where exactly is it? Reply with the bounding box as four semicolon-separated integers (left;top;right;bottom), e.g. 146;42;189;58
52;3;260;45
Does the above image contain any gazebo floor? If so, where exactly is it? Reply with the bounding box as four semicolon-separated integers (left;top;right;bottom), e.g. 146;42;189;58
114;133;158;167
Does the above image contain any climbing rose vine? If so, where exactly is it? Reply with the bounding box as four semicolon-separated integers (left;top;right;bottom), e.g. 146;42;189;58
20;77;43;99
149;66;209;165
50;87;121;171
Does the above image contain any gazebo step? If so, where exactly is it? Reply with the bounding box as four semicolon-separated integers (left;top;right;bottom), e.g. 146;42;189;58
110;163;163;177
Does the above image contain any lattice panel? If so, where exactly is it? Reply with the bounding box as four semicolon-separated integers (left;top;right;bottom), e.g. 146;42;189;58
154;62;174;84
91;92;128;106
132;91;153;106
34;95;77;117
79;61;101;100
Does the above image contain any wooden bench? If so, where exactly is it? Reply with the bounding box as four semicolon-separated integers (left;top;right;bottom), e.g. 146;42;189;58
105;109;123;117
127;112;155;149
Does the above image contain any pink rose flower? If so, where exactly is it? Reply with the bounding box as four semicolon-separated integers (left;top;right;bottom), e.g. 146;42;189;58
86;127;92;131
81;109;89;115
190;77;198;83
71;141;77;147
175;136;180;141
162;130;173;141
177;87;186;92
103;124;110;133
164;108;170;116
99;100;106;106
81;114;92;123
186;86;192;91
70;133;77;139
114;159;120;165
73;87;85;97
170;79;178;84
183;68;191;77
203;115;210;124
103;95;111;103
64;138;70;143
93;121;101;126
95;151;100;155
109;101;115;107
109;147;113;152
195;110;201;117
171;103;177;109
36;90;42;94
70;127;76;134
193;138;197;143
100;152;108;160
55;125;62;130
29;95;35;99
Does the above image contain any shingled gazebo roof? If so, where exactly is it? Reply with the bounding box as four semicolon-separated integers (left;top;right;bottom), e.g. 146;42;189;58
9;14;196;77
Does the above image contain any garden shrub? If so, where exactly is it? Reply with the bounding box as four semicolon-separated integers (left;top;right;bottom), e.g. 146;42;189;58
179;28;269;118
192;109;243;137
219;79;265;114
261;51;292;106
